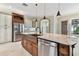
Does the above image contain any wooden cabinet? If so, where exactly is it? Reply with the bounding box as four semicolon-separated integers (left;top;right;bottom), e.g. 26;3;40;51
58;44;70;56
32;43;38;56
12;13;24;23
27;40;32;54
22;35;38;56
22;37;27;48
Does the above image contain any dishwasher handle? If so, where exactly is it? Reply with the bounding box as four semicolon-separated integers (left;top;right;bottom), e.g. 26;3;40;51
41;42;56;47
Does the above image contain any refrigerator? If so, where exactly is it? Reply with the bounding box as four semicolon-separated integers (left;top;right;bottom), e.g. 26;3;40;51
13;23;24;42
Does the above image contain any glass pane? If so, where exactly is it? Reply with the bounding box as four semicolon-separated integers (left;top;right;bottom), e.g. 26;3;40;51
40;19;49;33
72;19;79;34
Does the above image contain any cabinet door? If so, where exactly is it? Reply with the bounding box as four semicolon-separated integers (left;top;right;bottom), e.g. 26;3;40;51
23;39;28;50
0;25;12;43
0;14;12;43
5;15;12;42
5;15;12;27
0;14;5;27
32;43;38;56
0;28;5;43
5;27;12;42
59;44;70;56
0;14;6;43
27;40;32;54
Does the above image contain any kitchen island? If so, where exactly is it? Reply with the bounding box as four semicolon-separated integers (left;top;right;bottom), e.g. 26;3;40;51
38;33;78;56
21;33;78;56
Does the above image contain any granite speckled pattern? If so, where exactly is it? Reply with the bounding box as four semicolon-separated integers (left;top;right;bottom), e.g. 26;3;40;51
38;33;78;45
38;33;79;56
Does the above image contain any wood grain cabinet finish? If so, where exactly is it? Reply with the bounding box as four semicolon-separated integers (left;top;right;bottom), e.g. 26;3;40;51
58;44;70;56
21;35;38;56
12;13;24;23
27;40;32;54
32;43;38;56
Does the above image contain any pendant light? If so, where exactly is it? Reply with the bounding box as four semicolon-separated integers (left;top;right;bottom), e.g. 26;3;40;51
35;4;38;22
43;4;46;19
56;3;61;16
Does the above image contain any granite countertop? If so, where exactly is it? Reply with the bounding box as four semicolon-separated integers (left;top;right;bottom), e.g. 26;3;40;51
21;32;37;35
38;33;78;45
21;32;41;36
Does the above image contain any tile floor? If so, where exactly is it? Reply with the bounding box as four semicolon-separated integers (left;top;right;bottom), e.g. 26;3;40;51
0;41;32;56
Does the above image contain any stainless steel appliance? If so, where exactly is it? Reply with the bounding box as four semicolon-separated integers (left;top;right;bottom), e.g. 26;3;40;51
38;39;57;56
13;23;24;42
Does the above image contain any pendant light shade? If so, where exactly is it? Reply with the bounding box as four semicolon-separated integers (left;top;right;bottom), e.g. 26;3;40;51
43;16;46;19
56;3;61;16
35;4;38;22
56;10;61;16
35;18;37;22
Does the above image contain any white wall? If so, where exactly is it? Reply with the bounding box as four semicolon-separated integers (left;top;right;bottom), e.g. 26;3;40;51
0;4;24;15
49;16;54;33
0;4;12;14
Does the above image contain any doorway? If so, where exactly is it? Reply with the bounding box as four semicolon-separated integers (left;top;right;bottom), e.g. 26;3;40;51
61;21;68;35
40;19;50;34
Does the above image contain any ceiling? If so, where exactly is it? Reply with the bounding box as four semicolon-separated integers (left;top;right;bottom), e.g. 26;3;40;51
1;3;79;17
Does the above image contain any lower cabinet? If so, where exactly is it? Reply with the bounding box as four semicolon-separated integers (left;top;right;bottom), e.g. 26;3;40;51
58;44;70;56
27;40;32;54
32;43;38;56
22;36;70;56
22;35;38;56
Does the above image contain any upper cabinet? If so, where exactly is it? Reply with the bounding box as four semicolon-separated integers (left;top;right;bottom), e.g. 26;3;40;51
0;14;12;27
12;13;24;23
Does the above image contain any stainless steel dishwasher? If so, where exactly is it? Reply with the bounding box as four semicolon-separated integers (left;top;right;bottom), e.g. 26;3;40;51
38;39;57;56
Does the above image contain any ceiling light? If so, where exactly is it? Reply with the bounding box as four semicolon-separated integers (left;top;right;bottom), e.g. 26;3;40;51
43;4;47;19
57;10;61;16
35;4;38;22
43;16;46;19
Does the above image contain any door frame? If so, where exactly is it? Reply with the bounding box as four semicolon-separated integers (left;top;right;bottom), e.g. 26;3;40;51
39;18;50;33
61;20;68;35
